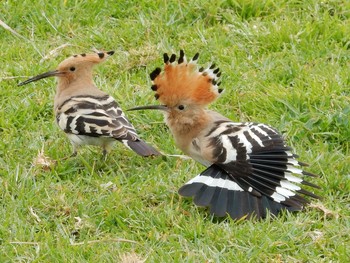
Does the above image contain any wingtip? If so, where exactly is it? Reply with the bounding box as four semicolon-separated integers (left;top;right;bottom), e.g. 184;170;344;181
126;140;161;157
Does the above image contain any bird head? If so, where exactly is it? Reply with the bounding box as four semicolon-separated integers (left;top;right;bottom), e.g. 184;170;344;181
18;51;115;86
129;50;223;128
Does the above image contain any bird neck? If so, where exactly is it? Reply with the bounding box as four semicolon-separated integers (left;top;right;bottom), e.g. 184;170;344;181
54;76;101;112
165;108;211;152
57;70;95;90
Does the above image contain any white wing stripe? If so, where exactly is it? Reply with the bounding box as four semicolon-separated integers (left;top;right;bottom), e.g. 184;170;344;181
70;116;78;134
72;96;114;105
275;187;296;198
284;173;303;183
237;133;253;154
253;125;270;138
209;124;231;137
280;180;301;191
221;135;237;163
287;166;303;174
270;192;286;202
186;174;244;191
247;129;264;147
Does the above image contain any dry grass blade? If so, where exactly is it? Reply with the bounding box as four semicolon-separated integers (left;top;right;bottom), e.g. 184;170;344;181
0;76;32;81
32;147;56;171
120;252;146;263
0;19;26;39
309;203;339;219
40;44;72;62
9;241;40;245
29;207;41;223
0;18;42;56
70;238;138;246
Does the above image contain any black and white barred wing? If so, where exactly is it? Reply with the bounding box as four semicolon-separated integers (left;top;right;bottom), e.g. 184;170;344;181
56;95;160;156
179;121;320;219
56;95;139;141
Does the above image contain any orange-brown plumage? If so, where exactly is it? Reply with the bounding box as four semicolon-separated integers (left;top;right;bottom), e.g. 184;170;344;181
151;50;222;107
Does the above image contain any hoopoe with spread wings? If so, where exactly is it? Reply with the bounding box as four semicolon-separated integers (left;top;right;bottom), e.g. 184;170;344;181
130;50;320;220
19;51;160;157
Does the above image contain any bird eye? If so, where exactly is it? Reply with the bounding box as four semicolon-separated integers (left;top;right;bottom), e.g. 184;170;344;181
178;105;185;110
70;67;76;72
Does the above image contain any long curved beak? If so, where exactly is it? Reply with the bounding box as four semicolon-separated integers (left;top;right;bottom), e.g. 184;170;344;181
18;70;62;86
128;105;168;111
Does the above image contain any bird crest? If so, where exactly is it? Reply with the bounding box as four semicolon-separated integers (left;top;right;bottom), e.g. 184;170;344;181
149;50;223;107
58;51;115;68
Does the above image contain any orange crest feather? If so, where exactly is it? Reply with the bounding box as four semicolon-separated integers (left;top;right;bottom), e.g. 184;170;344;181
58;51;115;69
150;50;222;107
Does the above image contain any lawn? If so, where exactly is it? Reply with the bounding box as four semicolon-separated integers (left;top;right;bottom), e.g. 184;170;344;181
1;0;349;262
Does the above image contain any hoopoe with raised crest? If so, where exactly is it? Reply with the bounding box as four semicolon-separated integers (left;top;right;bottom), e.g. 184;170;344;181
129;50;320;220
19;51;160;157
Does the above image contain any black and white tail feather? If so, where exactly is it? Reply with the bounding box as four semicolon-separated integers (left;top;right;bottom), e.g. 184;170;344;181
179;121;320;219
56;94;159;156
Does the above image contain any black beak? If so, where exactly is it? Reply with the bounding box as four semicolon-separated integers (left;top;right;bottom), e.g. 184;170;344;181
18;70;62;86
128;105;169;111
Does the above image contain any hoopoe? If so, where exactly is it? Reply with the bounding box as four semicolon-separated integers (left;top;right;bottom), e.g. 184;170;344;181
129;50;320;220
19;51;160;157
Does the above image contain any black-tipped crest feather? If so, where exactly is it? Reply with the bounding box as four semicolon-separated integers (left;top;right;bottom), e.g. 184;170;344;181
192;52;199;61
178;50;185;64
169;54;176;63
163;53;169;63
150;68;161;80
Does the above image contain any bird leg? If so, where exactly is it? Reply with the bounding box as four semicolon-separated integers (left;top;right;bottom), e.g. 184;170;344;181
102;149;108;160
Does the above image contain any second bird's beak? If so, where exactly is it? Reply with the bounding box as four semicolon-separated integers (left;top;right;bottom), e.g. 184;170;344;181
18;70;62;86
128;105;169;112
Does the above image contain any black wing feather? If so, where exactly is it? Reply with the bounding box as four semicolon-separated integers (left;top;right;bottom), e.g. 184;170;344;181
179;122;320;220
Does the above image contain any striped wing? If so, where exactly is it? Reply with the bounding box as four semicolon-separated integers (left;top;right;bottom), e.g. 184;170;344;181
179;121;320;219
56;95;139;142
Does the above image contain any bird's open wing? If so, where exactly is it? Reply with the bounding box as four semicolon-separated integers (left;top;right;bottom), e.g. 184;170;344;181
179;120;320;219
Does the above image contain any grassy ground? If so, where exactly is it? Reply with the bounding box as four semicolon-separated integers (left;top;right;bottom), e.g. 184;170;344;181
1;0;349;262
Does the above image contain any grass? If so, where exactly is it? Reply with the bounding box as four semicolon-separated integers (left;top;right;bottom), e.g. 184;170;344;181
1;0;349;261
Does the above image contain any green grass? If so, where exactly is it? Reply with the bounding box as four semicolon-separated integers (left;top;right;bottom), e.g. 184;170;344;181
1;0;349;261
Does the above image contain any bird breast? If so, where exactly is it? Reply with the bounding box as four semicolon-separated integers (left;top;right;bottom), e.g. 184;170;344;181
66;133;115;147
